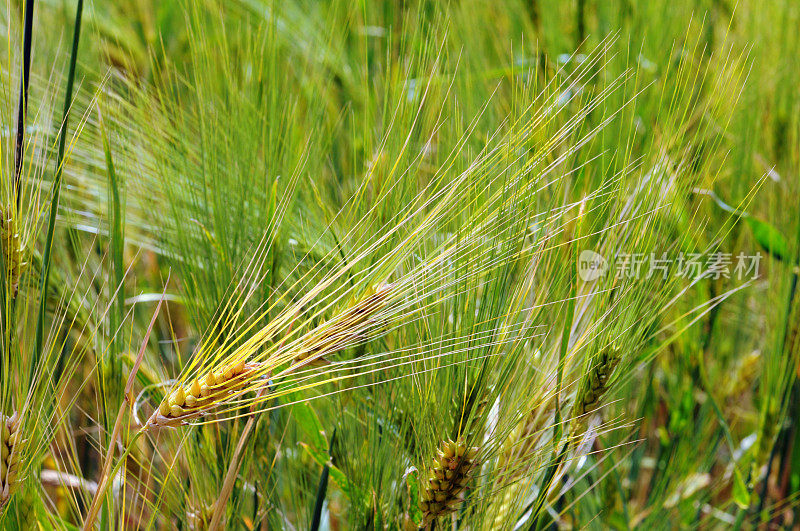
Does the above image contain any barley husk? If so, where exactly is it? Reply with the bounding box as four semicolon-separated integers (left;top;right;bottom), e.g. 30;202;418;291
0;412;22;509
0;211;26;298
418;439;479;526
147;361;262;428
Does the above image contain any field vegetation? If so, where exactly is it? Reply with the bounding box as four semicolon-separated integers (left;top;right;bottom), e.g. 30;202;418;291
0;0;799;529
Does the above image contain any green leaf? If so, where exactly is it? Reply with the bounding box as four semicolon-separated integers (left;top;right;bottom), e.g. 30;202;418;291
745;217;789;262
299;442;363;503
554;245;577;446
404;467;423;523
23;490;80;531
293;401;327;452
699;189;789;261
732;467;750;509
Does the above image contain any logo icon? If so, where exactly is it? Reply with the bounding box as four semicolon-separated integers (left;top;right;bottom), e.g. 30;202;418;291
578;250;608;281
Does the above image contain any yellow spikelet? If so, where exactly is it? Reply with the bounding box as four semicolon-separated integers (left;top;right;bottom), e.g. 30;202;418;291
491;486;518;530
418;439;479;527
148;283;391;428
293;282;392;367
0;211;26;298
491;427;524;528
726;350;760;398
147;361;261;428
490;418;540;528
0;412;22;509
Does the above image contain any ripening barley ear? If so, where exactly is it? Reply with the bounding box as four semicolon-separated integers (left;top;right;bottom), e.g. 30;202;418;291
146;282;392;431
570;346;621;431
418;439;479;527
0;412;23;509
0;210;27;298
293;282;393;368
147;360;261;428
488;400;555;528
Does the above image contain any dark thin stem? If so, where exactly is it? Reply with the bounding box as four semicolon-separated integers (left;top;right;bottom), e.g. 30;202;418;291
576;0;586;48
309;463;330;531
33;0;83;384
551;474;568;531
14;0;35;210
4;0;35;409
310;429;336;531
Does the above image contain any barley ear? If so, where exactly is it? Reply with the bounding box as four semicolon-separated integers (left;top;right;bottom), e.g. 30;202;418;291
0;412;23;509
1;210;26;298
418;439;479;527
147;361;260;428
570;347;620;429
293;282;392;367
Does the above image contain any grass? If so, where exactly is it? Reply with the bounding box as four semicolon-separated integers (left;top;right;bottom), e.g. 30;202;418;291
0;0;798;528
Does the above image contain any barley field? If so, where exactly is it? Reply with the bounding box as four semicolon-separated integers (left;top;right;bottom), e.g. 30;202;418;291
0;0;798;529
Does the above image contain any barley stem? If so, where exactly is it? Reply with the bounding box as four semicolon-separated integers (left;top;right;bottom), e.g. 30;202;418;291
35;0;84;383
13;0;34;209
81;401;139;530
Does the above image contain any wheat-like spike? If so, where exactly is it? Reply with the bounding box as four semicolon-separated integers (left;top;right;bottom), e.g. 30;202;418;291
147;361;261;428
147;284;391;428
490;408;551;528
0;412;23;509
754;399;780;468
14;482;35;523
490;421;526;528
293;282;392;367
419;439;479;527
726;350;760;399
571;347;620;423
0;211;26;298
491;486;518;530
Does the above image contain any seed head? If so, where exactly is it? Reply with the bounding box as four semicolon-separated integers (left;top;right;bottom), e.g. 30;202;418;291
148;361;262;428
0;211;26;298
293;282;392;367
418;439;479;526
0;412;22;509
571;347;620;423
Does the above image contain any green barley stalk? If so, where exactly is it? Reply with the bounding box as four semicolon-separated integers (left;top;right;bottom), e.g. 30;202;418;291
34;0;84;375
